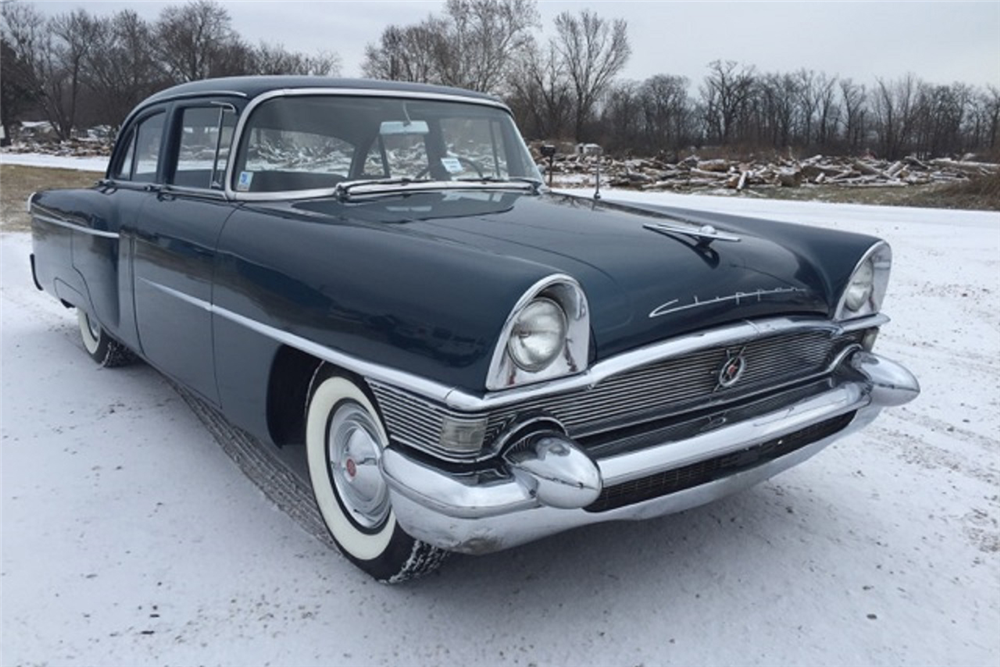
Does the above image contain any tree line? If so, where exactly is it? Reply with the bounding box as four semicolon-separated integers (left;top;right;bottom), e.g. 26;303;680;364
0;0;339;141
3;0;998;161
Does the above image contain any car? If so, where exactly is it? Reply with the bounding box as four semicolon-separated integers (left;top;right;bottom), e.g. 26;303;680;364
29;76;919;583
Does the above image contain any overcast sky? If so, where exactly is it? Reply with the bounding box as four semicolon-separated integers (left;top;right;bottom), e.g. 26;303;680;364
30;1;1000;88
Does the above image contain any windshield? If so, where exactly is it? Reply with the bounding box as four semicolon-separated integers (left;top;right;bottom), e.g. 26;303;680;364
232;94;541;194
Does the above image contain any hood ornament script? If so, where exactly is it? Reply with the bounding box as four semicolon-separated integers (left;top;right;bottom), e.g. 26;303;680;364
649;286;808;319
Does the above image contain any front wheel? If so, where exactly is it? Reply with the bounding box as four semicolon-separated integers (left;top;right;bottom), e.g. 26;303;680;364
305;370;447;583
77;309;135;367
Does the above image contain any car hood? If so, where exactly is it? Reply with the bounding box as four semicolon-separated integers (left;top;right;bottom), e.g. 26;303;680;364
287;190;879;361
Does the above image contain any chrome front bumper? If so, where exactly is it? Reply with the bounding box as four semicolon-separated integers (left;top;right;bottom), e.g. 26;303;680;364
379;351;919;555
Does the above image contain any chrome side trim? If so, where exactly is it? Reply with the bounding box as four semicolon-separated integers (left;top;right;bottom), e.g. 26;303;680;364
31;211;120;240
140;279;456;403
137;278;890;417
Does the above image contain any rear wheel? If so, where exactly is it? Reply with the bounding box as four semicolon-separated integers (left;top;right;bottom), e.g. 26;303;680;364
77;309;135;367
305;369;447;583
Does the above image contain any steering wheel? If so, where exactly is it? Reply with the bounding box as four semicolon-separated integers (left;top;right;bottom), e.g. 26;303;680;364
414;156;486;180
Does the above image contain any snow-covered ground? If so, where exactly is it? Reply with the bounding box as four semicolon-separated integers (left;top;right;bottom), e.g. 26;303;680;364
0;151;110;173
2;156;999;666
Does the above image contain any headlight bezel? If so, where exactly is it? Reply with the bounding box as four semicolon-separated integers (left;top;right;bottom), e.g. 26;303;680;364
486;275;590;391
835;241;892;321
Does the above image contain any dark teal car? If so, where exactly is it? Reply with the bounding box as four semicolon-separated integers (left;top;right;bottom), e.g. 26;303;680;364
29;77;919;582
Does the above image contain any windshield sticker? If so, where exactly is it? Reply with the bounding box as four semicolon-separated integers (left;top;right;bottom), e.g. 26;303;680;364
237;171;254;191
440;157;464;174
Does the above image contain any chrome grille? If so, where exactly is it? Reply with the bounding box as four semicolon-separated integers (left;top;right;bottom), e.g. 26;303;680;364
485;330;858;441
370;327;861;460
370;382;450;453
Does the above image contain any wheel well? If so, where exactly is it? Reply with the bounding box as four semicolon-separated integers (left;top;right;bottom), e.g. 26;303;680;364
266;346;324;447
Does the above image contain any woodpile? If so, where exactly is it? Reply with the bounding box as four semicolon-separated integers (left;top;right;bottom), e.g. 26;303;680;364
534;150;1000;191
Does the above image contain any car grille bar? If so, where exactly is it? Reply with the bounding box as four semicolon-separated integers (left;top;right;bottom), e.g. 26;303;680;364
485;329;861;441
371;326;862;461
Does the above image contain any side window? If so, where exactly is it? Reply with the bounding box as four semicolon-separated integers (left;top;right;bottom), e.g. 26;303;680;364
112;128;136;180
133;113;165;183
173;106;237;189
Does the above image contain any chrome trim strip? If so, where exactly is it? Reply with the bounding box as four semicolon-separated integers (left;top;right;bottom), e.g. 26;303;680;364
139;279;456;403
32;211;120;239
161;185;229;201
140;279;212;310
137;279;889;417
224;87;511;201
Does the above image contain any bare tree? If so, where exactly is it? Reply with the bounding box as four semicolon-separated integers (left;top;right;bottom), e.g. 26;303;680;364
362;19;446;83
434;0;539;92
601;79;642;152
872;74;917;159
156;0;238;82
700;60;756;145
81;10;162;130
252;42;340;76
2;2;81;139
552;9;631;142
638;74;692;155
507;40;573;139
0;33;37;141
839;78;867;152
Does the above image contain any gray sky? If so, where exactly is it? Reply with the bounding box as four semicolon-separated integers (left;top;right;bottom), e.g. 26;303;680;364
31;1;1000;87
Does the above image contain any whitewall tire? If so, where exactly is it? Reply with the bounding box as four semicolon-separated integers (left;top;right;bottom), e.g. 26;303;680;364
305;369;447;582
77;309;135;367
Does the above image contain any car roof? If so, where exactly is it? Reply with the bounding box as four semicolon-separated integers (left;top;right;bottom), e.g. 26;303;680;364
141;76;503;107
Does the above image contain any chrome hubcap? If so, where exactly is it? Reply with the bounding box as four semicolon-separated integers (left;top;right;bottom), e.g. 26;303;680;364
327;402;390;529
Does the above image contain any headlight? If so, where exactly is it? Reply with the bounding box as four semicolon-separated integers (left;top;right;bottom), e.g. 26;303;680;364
844;259;875;311
835;242;892;320
486;275;590;391
507;298;567;371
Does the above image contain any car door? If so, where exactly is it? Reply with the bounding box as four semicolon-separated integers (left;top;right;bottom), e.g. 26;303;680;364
131;101;240;405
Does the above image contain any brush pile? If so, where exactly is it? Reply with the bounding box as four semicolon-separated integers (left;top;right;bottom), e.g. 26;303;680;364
534;150;1000;191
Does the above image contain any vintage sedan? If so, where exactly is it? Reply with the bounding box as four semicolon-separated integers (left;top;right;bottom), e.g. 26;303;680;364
29;76;919;582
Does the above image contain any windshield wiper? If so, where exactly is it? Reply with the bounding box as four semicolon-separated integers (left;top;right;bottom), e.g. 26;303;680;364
453;175;542;192
335;177;434;200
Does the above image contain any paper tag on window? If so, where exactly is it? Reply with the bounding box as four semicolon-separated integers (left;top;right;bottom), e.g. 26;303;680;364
440;157;463;174
237;171;254;191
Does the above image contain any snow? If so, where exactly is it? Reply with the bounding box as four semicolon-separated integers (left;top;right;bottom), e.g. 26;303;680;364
2;160;999;666
1;151;108;173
